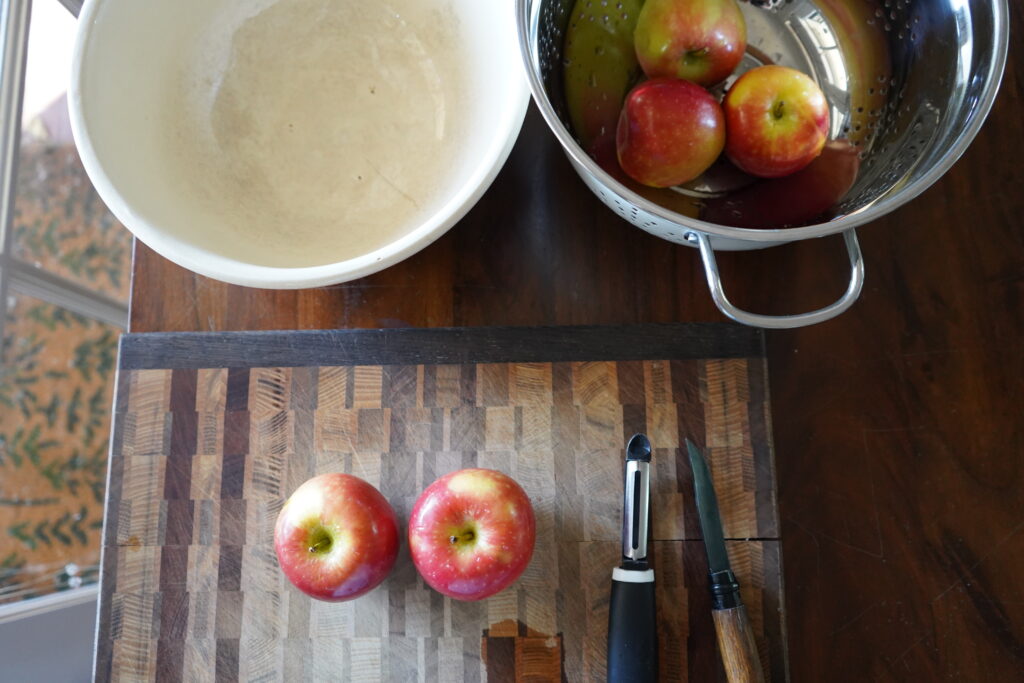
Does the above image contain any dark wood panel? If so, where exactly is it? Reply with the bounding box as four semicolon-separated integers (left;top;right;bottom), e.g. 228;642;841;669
128;19;1024;682
120;323;762;369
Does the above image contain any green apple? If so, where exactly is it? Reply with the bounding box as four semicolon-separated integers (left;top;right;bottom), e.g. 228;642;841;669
563;0;644;152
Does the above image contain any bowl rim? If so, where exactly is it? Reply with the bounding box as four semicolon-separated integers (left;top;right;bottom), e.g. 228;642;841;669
69;0;530;289
516;0;1010;243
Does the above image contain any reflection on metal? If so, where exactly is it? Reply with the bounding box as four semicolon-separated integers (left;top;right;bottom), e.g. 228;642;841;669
520;0;1009;244
0;0;33;345
790;10;849;140
691;228;865;329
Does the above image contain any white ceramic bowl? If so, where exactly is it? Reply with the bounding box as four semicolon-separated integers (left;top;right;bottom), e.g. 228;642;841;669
70;0;528;289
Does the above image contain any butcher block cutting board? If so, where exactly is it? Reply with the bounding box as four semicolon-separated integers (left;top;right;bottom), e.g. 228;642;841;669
95;324;787;682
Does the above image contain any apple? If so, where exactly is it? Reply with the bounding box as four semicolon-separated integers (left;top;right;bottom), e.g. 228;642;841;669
634;0;747;87
723;65;830;178
274;473;399;601
408;468;535;601
616;77;726;188
589;133;704;219
563;0;644;151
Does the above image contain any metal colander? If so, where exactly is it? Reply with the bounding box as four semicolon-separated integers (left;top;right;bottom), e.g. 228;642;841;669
517;0;1009;327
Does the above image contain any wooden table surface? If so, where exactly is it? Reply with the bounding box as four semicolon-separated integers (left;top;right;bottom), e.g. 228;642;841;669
129;22;1024;682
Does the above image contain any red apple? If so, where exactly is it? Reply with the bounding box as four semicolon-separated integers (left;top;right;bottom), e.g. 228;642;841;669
634;0;747;87
408;468;535;601
723;65;830;178
274;473;399;601
616;77;726;188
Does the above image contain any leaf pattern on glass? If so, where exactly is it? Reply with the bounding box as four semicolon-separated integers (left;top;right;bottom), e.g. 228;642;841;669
1;295;121;603
12;143;130;303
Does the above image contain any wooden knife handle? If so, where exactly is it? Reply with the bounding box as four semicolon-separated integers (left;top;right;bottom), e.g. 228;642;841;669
711;604;765;683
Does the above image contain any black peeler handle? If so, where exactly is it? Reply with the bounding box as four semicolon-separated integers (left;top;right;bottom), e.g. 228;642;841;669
607;567;658;682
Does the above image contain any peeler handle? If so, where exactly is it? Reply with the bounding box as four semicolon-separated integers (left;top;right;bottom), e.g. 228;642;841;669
607;568;658;682
689;228;865;329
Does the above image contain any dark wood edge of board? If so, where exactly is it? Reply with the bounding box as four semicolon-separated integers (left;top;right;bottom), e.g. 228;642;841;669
118;323;765;369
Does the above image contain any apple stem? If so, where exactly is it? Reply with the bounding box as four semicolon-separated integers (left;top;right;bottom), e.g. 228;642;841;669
449;529;476;545
307;527;333;554
684;47;709;65
773;100;785;119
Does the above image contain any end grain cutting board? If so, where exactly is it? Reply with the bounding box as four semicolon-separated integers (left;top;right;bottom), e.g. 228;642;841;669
95;324;787;681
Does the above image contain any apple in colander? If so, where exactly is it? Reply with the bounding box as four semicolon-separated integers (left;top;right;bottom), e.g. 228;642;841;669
634;0;747;87
616;77;726;188
723;65;831;178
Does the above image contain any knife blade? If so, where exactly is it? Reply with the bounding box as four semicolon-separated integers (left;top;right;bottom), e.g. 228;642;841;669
607;433;658;682
686;439;765;683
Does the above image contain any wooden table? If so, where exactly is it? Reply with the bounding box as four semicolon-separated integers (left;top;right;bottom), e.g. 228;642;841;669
128;24;1024;681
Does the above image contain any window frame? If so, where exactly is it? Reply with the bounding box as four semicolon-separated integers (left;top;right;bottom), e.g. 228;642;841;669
0;0;128;347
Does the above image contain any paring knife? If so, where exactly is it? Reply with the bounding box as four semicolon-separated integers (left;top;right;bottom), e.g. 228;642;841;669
607;433;658;683
686;439;765;683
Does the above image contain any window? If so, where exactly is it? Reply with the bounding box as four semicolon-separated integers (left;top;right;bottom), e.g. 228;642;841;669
0;0;128;607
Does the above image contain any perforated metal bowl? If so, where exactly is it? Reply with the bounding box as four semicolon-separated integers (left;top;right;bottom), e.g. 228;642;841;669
517;0;1009;327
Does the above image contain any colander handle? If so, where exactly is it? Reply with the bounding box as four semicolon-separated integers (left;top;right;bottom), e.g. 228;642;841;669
689;229;865;329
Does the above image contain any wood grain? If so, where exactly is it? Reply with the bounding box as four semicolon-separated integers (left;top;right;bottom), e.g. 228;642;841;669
96;332;785;682
712;606;766;683
127;19;1024;681
118;324;762;370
